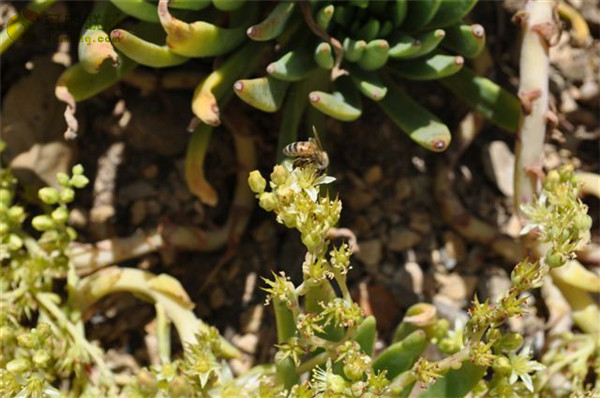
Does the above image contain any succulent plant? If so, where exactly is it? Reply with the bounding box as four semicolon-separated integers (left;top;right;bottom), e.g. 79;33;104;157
1;0;522;204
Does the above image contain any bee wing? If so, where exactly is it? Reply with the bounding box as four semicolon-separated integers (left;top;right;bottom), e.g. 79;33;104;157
311;126;325;151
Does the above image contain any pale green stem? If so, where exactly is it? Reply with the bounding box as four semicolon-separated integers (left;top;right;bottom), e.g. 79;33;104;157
513;0;556;217
296;351;329;375
0;0;56;54
155;303;171;364
35;292;113;381
73;266;241;358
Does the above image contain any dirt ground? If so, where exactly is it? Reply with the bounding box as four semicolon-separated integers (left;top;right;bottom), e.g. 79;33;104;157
1;0;598;378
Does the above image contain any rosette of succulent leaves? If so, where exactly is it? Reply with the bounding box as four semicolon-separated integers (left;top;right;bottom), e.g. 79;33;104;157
1;0;521;203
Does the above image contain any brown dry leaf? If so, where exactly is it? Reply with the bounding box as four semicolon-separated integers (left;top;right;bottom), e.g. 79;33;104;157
1;56;74;187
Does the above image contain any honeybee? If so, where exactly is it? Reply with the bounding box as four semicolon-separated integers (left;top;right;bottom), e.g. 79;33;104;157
283;127;329;174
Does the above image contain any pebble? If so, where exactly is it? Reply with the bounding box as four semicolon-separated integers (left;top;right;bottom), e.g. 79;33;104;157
409;212;431;235
388;227;422;252
345;189;375;210
142;164;159;179
130;200;147;226
366;206;384;226
209;287;226;309
353;215;371;237
174;187;192;202
69;207;88;229
119;181;157;204
146;199;161;215
90;205;115;224
240;304;263;334
364;165;383;186
577;80;599;102
483;141;515;197
355;239;382;270
232;333;258;355
394;178;412;201
560;91;578;113
443;231;467;265
435;273;476;307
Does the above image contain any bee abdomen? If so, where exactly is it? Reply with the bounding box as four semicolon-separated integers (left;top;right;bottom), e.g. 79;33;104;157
283;141;311;156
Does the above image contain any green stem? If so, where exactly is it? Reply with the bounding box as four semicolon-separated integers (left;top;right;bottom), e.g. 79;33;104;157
35;292;114;381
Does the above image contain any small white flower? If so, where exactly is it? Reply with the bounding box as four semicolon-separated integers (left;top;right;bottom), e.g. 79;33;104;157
508;345;545;392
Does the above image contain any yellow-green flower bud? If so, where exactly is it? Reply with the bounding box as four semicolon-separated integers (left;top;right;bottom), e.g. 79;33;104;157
270;165;288;185
0;221;8;235
574;214;592;232
545;249;565;268
499;333;523;351
6;358;30;373
0;326;14;342
280;212;297;228
492;356;511;374
60;188;75;203
248;170;267;193
7;206;25;223
17;332;36;349
276;186;294;204
7;234;23;251
32;215;55;231
0;188;13;206
66;226;78;241
56;172;70;186
72;164;84;175
544;170;560;187
344;363;365;381
350;381;367;396
36;323;52;337
51;207;69;223
259;192;278;211
137;368;157;388
329;374;347;393
70;174;89;189
33;349;51;367
38;187;59;204
302;232;321;253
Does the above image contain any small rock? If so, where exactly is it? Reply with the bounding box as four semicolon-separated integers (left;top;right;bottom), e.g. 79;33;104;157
69;207;88;229
394;178;412;201
353;215;371;237
366;206;383;226
364;165;383;186
502;214;523;238
435;273;466;305
240;304;263;334
345;189;375;210
577;80;599;102
404;261;424;297
543;144;561;170
442;231;467;267
90;205;115;224
409;212;431;235
142;164;159;179
229;355;253;376
146;200;161;215
560;91;578;114
355;239;382;269
174;187;192;202
119;181;157;204
209;287;226;309
388;227;422;252
130;200;147;226
232;333;258;354
483;141;514;197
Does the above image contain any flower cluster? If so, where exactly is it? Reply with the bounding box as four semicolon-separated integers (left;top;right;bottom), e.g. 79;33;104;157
521;165;591;268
